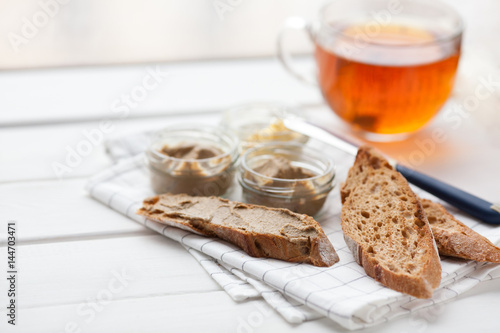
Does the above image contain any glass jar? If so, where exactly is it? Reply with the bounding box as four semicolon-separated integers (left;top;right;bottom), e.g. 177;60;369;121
238;142;335;216
146;125;239;197
220;102;309;152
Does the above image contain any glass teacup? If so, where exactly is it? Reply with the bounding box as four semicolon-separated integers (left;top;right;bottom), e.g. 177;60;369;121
278;0;463;141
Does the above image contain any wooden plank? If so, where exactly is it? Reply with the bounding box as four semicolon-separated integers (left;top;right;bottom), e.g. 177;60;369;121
0;113;221;182
0;107;333;182
0;291;281;333
0;58;321;126
0;235;220;309
1;278;499;332
1;97;498;197
0;178;149;242
1;102;499;203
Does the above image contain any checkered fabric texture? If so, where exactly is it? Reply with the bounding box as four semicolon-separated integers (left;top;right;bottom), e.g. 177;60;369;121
85;131;500;330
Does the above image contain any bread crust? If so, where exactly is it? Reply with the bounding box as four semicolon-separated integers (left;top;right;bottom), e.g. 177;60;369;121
138;194;339;267
341;146;441;299
421;198;500;263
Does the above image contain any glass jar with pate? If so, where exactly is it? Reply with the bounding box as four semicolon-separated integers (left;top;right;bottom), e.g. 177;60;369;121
146;125;239;197
238;142;336;216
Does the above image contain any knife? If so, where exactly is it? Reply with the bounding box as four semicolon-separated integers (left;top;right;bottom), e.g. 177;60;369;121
284;118;500;225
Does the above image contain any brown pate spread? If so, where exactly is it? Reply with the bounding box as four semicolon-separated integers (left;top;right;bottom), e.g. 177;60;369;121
150;142;233;196
242;156;327;216
137;194;338;266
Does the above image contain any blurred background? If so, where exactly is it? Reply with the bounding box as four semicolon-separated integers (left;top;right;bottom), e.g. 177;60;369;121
1;0;498;69
0;0;498;148
1;0;320;69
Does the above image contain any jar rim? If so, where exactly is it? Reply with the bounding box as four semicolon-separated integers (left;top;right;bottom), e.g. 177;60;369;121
240;142;336;185
147;124;239;164
238;172;335;197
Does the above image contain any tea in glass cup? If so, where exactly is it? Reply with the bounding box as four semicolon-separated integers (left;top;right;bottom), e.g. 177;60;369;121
278;0;463;141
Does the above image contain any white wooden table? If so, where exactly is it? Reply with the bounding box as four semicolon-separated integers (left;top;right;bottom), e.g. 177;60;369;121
1;53;500;333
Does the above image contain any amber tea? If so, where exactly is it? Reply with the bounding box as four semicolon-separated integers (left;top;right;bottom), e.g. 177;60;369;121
315;24;460;136
278;0;463;140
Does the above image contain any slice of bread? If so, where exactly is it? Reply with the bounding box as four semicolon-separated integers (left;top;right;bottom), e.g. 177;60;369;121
341;146;441;298
137;193;339;267
421;198;500;263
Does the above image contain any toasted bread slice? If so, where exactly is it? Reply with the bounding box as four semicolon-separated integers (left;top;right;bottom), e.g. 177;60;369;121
137;193;339;267
421;198;500;263
341;146;441;298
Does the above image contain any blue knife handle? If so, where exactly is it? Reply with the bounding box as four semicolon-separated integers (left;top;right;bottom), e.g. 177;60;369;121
395;164;500;225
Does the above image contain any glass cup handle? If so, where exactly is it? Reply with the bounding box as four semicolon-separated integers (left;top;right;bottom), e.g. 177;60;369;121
277;17;317;86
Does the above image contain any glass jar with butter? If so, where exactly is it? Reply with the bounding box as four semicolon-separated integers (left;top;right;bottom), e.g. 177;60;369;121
238;142;335;216
146;125;239;197
221;102;309;152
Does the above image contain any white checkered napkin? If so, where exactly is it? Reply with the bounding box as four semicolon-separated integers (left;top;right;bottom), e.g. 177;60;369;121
182;244;261;302
217;261;325;323
183;244;324;324
86;153;500;330
103;131;324;323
